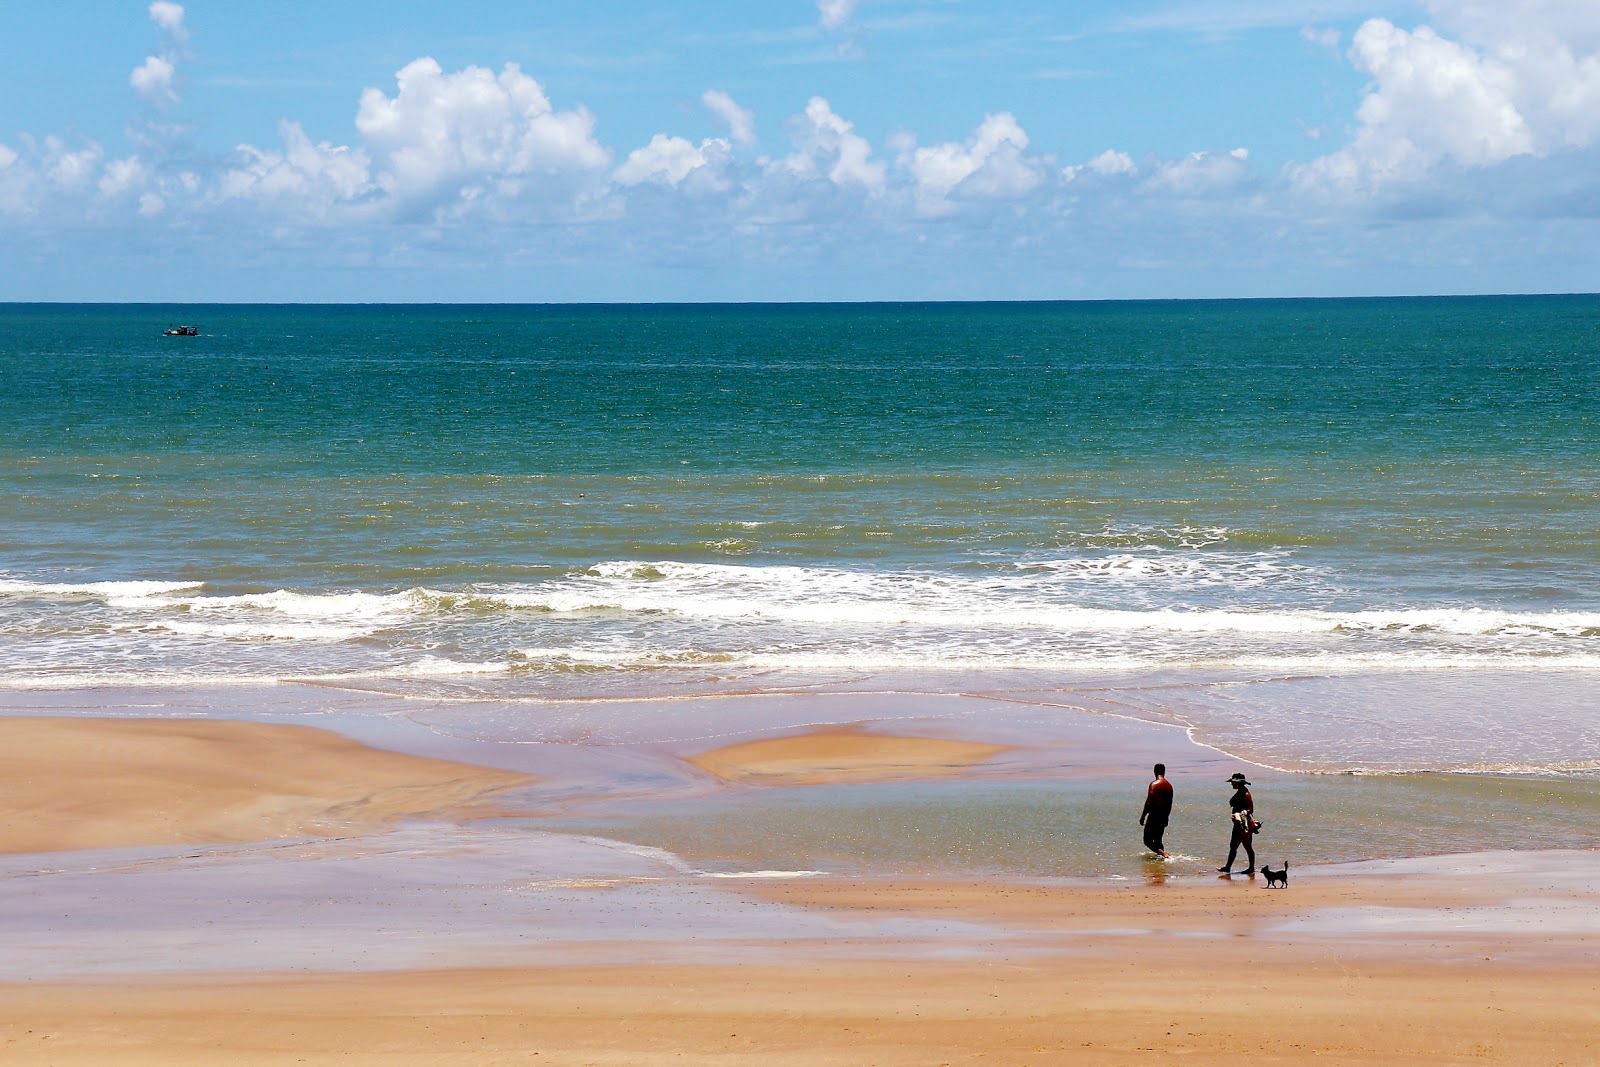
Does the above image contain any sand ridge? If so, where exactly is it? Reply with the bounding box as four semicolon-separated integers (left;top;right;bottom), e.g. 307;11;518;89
0;716;537;855
686;723;1013;786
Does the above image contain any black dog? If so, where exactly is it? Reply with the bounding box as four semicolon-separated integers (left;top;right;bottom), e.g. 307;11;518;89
1261;861;1288;888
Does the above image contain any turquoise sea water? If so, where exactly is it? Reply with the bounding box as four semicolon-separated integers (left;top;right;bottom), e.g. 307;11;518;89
3;298;1598;773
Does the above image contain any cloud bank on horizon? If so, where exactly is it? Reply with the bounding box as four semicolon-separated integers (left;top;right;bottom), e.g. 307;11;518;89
2;1;1598;300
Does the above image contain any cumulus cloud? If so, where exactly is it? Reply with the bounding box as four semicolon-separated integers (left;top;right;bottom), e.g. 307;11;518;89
903;112;1043;214
1146;148;1252;197
129;55;178;106
777;97;885;191
41;137;104;191
0;135;108;219
818;0;858;31
130;2;186;108
1064;149;1136;182
615;133;730;187
148;1;186;37
353;58;609;217
218;121;374;218
1354;21;1529;166
1293;1;1600;197
702;89;756;146
97;156;150;200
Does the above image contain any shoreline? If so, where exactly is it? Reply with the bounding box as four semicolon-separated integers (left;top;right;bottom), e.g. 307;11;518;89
10;665;1598;778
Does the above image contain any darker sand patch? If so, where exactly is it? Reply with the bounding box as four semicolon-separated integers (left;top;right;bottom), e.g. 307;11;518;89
687;725;1011;786
0;716;537;854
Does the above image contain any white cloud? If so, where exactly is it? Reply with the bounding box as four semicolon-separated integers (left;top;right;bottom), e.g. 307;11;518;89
218;121;374;218
148;2;186;37
129;55;177;107
615;134;730;187
354;58;610;216
904;112;1042;214
130;2;187;110
41;137;103;191
1064;149;1137;181
1144;148;1253;196
0;143;33;218
818;0;858;31
702;89;756;146
97;156;150;199
1354;20;1530;166
1293;2;1600;197
777;97;885;190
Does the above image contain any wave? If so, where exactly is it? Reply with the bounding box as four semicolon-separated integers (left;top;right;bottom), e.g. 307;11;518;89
502;646;1600;674
143;619;379;642
5;647;1600;694
6;562;1600;641
0;578;205;599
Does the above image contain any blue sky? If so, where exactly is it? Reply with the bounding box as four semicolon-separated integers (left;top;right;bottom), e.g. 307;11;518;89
3;1;1598;302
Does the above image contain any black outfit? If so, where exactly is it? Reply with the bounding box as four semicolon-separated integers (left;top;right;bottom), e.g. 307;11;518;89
1221;787;1255;873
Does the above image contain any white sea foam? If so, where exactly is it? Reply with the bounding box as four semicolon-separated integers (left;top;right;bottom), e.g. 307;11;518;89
4;557;1598;695
28;564;1597;641
504;645;1600;675
0;578;205;599
698;870;827;879
397;656;512;677
153;619;386;642
473;561;1600;638
0;672;283;690
178;588;425;620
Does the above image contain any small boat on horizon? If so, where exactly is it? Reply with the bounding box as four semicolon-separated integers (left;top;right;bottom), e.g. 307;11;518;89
162;324;199;336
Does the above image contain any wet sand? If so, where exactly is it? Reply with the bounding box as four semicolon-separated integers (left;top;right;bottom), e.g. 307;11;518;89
1;689;1597;1063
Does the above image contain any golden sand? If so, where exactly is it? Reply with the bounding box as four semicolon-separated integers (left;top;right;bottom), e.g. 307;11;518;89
3;948;1595;1066
686;724;1011;786
0;716;535;854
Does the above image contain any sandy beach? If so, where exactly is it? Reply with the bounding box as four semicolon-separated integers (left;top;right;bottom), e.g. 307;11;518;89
1;688;1597;1064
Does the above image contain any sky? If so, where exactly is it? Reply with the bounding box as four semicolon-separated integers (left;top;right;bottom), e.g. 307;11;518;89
2;0;1598;302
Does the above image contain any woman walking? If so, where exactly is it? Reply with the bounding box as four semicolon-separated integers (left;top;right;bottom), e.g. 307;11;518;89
1217;772;1256;875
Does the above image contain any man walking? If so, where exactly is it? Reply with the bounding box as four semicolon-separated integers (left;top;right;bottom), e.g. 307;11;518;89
1139;763;1173;858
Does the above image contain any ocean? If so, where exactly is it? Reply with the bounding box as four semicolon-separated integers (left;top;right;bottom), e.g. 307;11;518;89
3;297;1598;778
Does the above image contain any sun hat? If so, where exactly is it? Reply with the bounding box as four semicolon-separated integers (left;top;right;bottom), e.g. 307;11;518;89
1227;773;1251;785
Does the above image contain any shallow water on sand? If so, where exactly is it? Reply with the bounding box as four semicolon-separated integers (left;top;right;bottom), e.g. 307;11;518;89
6;684;1599;884
538;772;1600;881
